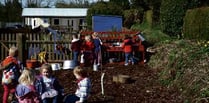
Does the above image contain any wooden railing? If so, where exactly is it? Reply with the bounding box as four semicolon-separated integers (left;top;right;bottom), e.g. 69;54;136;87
0;32;72;64
0;31;144;65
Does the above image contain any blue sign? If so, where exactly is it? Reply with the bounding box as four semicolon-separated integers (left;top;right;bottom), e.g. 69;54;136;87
92;15;122;32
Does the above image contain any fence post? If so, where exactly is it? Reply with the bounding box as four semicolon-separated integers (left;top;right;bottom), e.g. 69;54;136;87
17;33;26;66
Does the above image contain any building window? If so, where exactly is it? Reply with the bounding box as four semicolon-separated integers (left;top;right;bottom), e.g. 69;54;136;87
68;20;70;26
43;19;48;23
71;20;74;26
79;19;83;25
33;20;36;26
54;19;59;25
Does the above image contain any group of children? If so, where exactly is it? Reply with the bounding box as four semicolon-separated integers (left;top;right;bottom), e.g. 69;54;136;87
71;32;102;67
1;47;91;103
71;31;146;67
0;31;148;103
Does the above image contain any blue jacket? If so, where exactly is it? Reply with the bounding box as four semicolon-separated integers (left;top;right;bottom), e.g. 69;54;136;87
15;84;40;103
34;75;64;97
93;38;102;52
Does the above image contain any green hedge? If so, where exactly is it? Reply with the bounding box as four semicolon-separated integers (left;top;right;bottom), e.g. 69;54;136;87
183;7;209;40
160;0;188;37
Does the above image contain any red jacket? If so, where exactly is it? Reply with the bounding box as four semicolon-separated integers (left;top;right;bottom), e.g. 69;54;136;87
82;41;94;52
71;39;81;52
122;39;133;53
1;56;21;85
2;56;19;67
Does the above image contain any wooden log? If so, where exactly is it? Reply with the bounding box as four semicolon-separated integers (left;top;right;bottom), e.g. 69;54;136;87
118;75;131;84
113;74;131;84
113;75;119;83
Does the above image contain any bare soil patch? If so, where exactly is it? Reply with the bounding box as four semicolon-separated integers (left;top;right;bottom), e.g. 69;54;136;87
0;64;183;103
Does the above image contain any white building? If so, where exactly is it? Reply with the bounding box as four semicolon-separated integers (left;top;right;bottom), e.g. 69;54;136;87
22;8;88;32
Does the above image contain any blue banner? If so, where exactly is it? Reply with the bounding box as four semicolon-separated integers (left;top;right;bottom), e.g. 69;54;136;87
93;15;122;32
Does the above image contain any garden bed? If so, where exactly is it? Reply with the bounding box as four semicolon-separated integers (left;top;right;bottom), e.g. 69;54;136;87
0;64;183;103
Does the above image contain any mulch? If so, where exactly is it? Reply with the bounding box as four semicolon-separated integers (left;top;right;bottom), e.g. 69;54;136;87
0;64;183;103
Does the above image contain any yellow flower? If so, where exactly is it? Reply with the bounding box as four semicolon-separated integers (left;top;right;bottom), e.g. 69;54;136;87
197;41;201;45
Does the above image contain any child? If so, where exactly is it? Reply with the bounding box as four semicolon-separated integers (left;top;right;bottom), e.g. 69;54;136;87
1;46;21;103
71;34;82;66
122;35;134;66
82;35;94;67
92;32;103;66
63;66;91;103
35;64;63;103
15;69;40;103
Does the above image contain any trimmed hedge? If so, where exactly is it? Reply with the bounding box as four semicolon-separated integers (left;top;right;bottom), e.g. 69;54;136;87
183;7;209;40
160;0;188;37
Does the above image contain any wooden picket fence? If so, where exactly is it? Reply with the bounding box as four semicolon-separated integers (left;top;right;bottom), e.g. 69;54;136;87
0;31;144;65
0;32;72;64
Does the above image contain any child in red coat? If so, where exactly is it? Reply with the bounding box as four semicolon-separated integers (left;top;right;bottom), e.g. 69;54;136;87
1;46;21;103
122;35;134;66
82;35;94;67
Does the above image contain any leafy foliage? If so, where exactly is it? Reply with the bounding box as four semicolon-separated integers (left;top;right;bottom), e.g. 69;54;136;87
0;0;22;22
130;0;162;29
123;9;143;28
183;7;209;40
110;0;130;10
148;39;209;102
131;22;170;44
56;0;90;8
130;0;150;10
160;0;188;37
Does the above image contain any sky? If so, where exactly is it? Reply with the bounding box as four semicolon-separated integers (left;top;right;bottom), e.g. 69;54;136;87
0;0;109;7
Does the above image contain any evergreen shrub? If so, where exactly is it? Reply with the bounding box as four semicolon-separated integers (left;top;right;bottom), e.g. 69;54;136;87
183;7;209;40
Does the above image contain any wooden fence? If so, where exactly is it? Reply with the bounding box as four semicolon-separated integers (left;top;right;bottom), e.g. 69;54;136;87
0;31;144;65
0;32;72;64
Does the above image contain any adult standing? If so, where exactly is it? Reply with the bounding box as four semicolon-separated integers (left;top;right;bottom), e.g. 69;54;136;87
71;34;82;66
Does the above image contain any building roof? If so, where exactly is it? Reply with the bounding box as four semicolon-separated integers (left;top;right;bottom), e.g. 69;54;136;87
22;8;88;17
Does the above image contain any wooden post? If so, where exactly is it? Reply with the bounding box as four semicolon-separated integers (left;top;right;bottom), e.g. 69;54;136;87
17;33;26;66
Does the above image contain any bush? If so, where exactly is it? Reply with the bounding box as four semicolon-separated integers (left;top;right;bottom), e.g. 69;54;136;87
131;22;170;44
123;9;143;28
160;0;188;37
183;7;209;40
148;39;209;102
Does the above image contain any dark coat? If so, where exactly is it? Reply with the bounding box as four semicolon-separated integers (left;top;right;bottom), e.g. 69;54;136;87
34;75;63;97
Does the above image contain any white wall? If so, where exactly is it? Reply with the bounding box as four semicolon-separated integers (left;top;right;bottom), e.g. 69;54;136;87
24;17;49;29
24;17;85;31
51;18;81;31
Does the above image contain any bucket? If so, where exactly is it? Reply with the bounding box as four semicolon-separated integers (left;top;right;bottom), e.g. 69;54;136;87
26;59;39;69
93;64;98;71
63;60;75;69
109;58;116;63
51;63;61;71
80;54;84;63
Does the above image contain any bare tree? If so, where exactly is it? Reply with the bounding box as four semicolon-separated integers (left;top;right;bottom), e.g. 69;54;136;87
26;0;46;7
4;0;12;3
